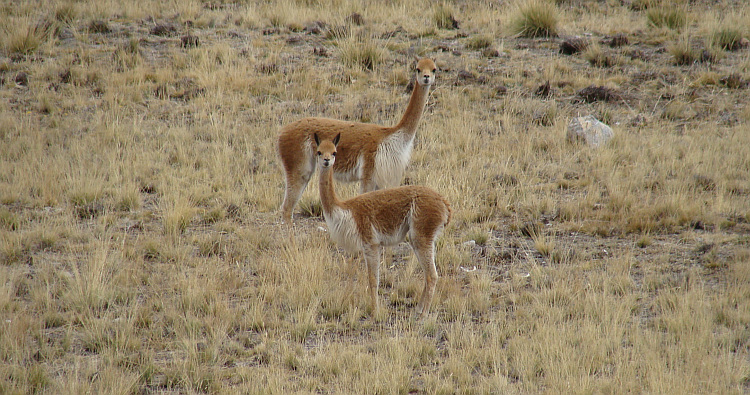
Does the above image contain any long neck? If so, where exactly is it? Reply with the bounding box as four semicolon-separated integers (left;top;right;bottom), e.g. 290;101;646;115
393;82;430;134
319;166;342;216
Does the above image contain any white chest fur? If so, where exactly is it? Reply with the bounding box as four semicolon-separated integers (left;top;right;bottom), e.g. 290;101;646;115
324;207;362;254
373;131;413;189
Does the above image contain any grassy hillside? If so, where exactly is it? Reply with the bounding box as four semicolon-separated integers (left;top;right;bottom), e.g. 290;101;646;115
1;0;749;393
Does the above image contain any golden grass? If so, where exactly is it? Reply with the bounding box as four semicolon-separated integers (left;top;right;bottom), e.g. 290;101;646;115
1;0;749;393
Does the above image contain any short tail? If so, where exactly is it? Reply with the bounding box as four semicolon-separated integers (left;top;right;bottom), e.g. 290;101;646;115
443;199;452;226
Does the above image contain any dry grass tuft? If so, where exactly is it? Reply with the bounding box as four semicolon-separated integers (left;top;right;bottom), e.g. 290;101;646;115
1;16;55;55
668;37;699;65
510;0;560;38
336;32;388;71
646;6;687;30
434;3;460;30
710;24;746;51
466;34;494;50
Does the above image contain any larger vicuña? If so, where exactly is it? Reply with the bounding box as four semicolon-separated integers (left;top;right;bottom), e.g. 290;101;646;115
278;58;437;223
314;132;451;317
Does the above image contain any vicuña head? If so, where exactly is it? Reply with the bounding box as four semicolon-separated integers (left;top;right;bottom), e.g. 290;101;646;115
314;132;451;318
278;58;437;223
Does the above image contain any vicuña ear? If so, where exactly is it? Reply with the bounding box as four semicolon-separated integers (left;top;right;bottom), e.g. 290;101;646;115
313;133;320;146
332;133;341;146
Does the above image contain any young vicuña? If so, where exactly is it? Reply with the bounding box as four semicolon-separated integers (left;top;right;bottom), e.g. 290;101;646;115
314;133;451;317
278;58;437;223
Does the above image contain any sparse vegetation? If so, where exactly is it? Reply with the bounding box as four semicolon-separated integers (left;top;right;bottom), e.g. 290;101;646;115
0;0;749;393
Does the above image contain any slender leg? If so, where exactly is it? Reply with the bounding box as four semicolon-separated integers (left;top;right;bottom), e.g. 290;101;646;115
342;255;358;305
412;238;438;318
363;245;382;315
280;172;310;223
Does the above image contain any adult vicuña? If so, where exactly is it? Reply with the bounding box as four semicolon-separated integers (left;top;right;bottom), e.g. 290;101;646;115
278;58;437;223
314;133;451;317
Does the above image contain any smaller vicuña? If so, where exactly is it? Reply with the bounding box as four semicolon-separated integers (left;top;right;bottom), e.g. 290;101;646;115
314;133;451;317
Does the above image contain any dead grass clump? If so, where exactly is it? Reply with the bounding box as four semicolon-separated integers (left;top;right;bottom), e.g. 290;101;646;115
2;17;55;55
661;100;695;121
162;197;196;237
510;0;559;38
54;3;78;25
668;42;695;65
324;24;350;40
434;3;460;30
667;37;712;65
719;73;748;89
466;34;494;50
298;197;323;218
636;234;653;248
646;6;687;30
576;85;622;103
336;33;387;71
559;36;589;55
88;19;111;34
583;44;618;67
196;234;229;257
630;0;658;11
115;188;141;212
0;208;20;231
113;38;141;70
711;26;746;51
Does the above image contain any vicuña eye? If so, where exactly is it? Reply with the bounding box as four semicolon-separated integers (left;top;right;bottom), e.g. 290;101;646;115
317;151;322;156
332;152;336;156
432;68;436;73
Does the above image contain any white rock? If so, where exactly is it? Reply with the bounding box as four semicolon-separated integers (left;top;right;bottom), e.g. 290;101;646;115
566;115;614;148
